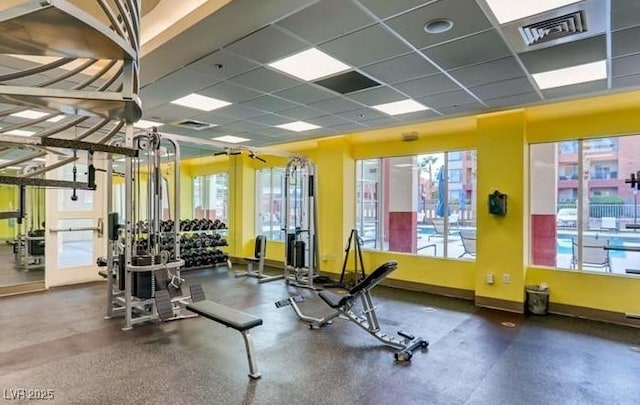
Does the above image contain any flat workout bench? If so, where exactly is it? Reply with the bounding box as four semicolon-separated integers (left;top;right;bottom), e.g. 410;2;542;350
185;285;264;379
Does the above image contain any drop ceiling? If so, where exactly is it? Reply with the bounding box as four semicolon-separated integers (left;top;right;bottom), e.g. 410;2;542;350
2;0;640;160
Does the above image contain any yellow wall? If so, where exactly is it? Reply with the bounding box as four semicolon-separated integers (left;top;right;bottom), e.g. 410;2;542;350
0;184;18;240
178;89;640;317
475;110;527;304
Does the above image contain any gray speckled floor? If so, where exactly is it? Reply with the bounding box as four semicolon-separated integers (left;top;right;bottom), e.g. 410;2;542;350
1;266;639;405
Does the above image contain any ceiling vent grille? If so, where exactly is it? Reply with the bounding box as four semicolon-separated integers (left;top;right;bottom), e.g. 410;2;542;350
519;11;587;47
172;119;217;131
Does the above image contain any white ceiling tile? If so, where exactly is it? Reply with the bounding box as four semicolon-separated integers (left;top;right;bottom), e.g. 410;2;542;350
249;114;292;126
279;106;327;120
307;97;364;114
306;115;352;127
226;26;307;64
241;96;299;112
394;74;462;98
198;82;264;103
470;77;536;100
386;0;493;49
211;104;265;120
612;0;640;31
418;90;477;109
153;68;217;96
273;84;335;104
223;120;268;132
319;24;413;67
612;73;640;89
393;110;439;123
519;35;606;74
276;0;376;44
438;102;485;116
140;83;177;109
337;108;388;122
229;67;301;93
450;57;525;88
360;53;440;84
613;26;640;57
145;104;201;122
541;80;608;99
421;30;512;70
329;122;369;133
347;86;406;105
361;116;403;127
613;53;640;77
185;49;259;80
484;93;540;108
485;92;541;109
358;0;433;19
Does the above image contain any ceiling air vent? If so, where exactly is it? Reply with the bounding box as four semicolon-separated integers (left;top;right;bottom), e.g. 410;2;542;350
500;0;605;53
172;119;217;131
519;11;587;47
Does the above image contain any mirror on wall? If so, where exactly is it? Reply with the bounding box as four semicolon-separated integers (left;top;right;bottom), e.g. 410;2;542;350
0;178;46;290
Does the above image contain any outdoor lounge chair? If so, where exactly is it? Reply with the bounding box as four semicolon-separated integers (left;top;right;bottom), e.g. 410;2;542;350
428;214;459;241
570;237;611;272
458;231;476;258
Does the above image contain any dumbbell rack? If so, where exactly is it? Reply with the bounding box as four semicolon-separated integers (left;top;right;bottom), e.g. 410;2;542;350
178;227;231;271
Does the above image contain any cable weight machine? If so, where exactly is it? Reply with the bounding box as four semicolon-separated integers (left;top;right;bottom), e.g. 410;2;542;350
283;157;320;289
102;128;193;330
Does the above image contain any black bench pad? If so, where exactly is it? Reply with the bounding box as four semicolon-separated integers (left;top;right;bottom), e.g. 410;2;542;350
318;291;352;309
187;300;263;331
244;257;260;263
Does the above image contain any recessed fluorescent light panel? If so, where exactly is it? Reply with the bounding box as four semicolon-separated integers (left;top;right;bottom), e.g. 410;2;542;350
171;93;231;111
269;48;351;81
532;60;607;90
11;110;49;119
6;129;35;136
134;120;164;129
485;0;582;24
212;135;250;143
46;115;66;123
372;99;429;116
276;121;321;132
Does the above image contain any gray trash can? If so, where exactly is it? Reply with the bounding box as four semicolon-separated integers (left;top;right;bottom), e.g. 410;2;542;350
526;285;549;315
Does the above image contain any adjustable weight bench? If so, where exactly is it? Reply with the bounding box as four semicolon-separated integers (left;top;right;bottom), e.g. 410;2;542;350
277;261;428;361
185;285;264;379
235;235;284;283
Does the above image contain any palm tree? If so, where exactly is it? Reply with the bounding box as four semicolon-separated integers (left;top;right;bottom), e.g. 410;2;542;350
418;155;439;223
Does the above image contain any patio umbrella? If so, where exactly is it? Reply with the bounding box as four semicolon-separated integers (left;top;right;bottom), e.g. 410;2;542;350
435;165;448;217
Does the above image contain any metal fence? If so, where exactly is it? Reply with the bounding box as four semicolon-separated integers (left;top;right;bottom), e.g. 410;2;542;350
557;203;640;219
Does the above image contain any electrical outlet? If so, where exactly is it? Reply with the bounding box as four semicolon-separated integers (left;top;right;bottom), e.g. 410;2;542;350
485;272;495;285
503;273;511;284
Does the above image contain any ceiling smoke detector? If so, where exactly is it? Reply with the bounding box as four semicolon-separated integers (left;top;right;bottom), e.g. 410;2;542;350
424;19;454;34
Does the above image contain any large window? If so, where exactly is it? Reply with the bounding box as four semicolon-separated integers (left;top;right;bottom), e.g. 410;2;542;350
530;135;640;275
256;168;285;240
355;150;477;260
193;174;228;223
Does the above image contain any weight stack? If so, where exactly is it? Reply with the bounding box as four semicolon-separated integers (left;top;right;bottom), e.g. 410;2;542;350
294;240;306;268
286;233;295;266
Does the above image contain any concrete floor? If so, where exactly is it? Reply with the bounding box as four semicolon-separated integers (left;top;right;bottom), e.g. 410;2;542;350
1;266;640;404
